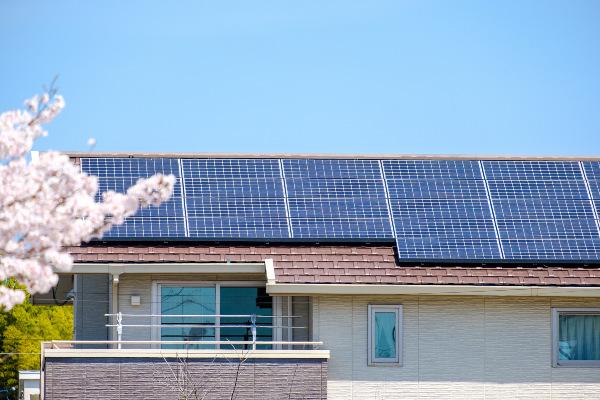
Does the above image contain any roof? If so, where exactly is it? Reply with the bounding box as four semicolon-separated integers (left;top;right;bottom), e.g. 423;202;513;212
69;244;600;286
65;152;600;161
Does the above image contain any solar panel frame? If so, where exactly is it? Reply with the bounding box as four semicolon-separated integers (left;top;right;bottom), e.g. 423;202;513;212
396;238;502;260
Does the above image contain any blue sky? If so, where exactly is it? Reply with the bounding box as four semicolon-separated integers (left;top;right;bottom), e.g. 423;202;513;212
1;1;599;156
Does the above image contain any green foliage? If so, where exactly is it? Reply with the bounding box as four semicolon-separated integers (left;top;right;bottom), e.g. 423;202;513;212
0;294;73;395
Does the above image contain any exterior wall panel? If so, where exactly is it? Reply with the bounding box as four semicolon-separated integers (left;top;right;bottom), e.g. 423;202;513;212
74;274;109;344
44;357;327;400
314;295;600;400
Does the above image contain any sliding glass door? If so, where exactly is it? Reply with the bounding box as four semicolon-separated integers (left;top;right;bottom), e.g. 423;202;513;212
158;283;272;349
160;286;216;349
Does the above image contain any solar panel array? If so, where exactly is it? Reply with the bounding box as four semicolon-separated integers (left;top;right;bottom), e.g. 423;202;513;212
81;157;600;262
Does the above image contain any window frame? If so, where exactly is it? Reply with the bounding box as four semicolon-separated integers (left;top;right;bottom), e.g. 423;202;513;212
552;307;600;368
368;304;402;366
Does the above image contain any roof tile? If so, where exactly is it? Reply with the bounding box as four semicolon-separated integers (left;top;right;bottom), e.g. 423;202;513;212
68;244;600;287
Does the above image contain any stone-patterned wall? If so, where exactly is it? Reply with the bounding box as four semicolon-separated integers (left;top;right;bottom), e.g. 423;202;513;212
44;357;327;400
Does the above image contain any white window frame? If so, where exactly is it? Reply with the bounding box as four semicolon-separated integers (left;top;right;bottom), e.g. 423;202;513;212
552;307;600;368
151;280;268;346
368;304;402;366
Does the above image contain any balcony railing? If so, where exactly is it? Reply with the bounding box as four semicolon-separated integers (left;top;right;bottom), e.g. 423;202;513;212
104;311;307;350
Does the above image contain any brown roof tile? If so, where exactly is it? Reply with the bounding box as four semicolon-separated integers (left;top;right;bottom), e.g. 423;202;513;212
68;244;600;287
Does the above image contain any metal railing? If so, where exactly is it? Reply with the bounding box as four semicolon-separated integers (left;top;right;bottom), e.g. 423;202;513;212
105;312;306;350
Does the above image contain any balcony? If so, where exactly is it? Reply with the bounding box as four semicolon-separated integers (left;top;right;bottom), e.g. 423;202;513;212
40;313;328;400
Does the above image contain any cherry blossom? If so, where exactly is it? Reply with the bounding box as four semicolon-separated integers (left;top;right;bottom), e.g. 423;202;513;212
0;92;174;310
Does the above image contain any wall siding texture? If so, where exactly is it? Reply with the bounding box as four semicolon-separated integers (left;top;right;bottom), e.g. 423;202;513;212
74;274;109;344
313;295;600;400
44;357;327;400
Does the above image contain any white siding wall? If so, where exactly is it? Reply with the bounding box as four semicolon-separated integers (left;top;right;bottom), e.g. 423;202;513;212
313;295;600;400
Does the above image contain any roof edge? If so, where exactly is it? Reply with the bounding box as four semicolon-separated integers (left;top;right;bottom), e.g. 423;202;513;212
63;151;600;161
266;283;600;297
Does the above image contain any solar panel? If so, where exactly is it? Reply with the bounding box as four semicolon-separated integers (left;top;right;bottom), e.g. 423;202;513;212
182;159;289;239
82;156;600;262
383;160;500;260
582;161;600;180
282;159;392;239
81;158;186;238
483;161;600;260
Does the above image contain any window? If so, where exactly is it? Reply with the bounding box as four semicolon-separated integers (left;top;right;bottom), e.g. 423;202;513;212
155;283;272;349
368;305;402;365
552;308;600;367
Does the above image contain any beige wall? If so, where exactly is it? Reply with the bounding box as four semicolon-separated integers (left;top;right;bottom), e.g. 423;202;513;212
313;295;600;400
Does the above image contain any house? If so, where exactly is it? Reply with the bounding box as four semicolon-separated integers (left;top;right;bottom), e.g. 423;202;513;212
18;371;40;400
40;154;600;399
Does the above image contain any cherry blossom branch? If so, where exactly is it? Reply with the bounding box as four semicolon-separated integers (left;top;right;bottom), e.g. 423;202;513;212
0;90;174;310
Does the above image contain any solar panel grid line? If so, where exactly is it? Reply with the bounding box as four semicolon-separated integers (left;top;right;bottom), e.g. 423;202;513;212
279;159;294;238
478;160;505;258
579;161;600;238
378;159;397;237
177;158;190;237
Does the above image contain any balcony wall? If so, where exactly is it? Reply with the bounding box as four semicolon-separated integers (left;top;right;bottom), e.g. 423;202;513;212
43;349;328;400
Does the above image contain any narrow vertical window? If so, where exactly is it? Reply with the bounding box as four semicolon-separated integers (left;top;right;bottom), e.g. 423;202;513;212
368;305;402;365
552;308;600;367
